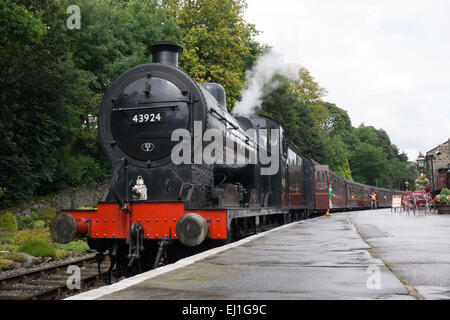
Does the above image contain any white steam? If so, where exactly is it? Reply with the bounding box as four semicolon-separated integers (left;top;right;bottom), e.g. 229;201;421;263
232;49;300;115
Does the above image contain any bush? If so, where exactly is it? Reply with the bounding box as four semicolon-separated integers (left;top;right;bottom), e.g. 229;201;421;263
35;208;57;224
15;212;39;230
0;231;14;243
15;208;57;230
17;239;56;258
13;227;51;246
31;220;46;228
441;188;450;196
0;212;18;231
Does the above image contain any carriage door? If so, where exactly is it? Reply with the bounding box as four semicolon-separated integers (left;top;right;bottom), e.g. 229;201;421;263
315;165;330;210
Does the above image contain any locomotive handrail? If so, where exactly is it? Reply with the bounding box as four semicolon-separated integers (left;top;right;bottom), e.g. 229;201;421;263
209;108;239;130
137;96;190;104
112;104;179;112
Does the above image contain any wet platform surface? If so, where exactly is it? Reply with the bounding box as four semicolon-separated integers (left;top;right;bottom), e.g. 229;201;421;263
68;208;450;300
79;208;444;300
351;209;450;300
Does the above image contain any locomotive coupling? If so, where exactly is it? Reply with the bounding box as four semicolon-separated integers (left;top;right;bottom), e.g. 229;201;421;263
175;213;209;247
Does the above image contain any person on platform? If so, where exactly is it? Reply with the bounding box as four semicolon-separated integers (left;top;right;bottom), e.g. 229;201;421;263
326;183;335;217
370;192;377;209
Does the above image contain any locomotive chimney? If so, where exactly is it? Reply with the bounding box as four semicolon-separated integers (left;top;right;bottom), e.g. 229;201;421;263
149;41;183;67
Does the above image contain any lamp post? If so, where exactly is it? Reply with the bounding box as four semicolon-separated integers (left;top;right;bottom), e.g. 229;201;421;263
405;180;409;191
417;152;425;174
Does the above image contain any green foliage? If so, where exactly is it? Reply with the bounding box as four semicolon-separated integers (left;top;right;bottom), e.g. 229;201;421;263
0;212;18;231
15;212;39;230
17;239;56;258
52;240;92;253
31;220;46;228
13;227;51;246
257;74;328;163
291;67;329;126
0;259;13;269
162;0;261;108
34;208;57;224
441;188;450;196
322;102;352;136
415;174;430;190
0;0;180;209
0;231;14;243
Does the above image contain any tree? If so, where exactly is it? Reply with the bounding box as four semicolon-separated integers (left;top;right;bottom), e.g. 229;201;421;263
257;74;328;163
0;0;181;208
160;0;261;109
349;143;386;186
290;67;329;126
322;102;352;136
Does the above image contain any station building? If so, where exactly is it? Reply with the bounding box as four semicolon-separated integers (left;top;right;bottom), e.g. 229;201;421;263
425;138;450;194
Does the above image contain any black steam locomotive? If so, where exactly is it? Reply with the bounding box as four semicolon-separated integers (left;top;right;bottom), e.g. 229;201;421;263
51;42;403;280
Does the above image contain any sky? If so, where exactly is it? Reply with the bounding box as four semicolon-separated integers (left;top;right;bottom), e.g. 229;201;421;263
244;0;450;161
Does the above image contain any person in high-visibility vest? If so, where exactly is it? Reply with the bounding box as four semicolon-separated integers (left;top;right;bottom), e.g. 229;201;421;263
370;192;377;209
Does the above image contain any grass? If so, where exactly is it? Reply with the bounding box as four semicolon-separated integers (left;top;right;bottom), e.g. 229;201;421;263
0;244;17;252
0;231;14;243
13;227;51;246
52;239;92;254
0;258;13;269
17;240;56;258
0;251;27;263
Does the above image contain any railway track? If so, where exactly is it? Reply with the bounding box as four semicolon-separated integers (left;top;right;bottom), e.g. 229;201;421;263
0;254;111;300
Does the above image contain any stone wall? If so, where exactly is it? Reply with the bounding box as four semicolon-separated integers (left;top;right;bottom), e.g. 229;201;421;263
5;180;110;216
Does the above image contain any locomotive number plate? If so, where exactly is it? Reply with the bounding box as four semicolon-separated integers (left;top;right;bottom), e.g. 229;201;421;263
130;112;165;125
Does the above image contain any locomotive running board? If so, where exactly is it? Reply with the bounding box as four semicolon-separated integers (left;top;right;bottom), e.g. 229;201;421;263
226;208;289;219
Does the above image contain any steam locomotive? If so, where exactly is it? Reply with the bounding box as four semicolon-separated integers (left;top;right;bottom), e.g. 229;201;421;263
50;42;403;280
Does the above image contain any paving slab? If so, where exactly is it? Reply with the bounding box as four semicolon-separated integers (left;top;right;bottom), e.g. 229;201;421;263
350;209;450;300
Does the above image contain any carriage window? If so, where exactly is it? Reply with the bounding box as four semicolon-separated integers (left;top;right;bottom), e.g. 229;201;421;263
317;171;328;189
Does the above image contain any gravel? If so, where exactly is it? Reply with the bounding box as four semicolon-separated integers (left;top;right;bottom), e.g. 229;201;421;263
0;252;96;280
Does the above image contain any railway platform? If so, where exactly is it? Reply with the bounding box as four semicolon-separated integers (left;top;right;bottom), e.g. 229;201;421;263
68;209;450;300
